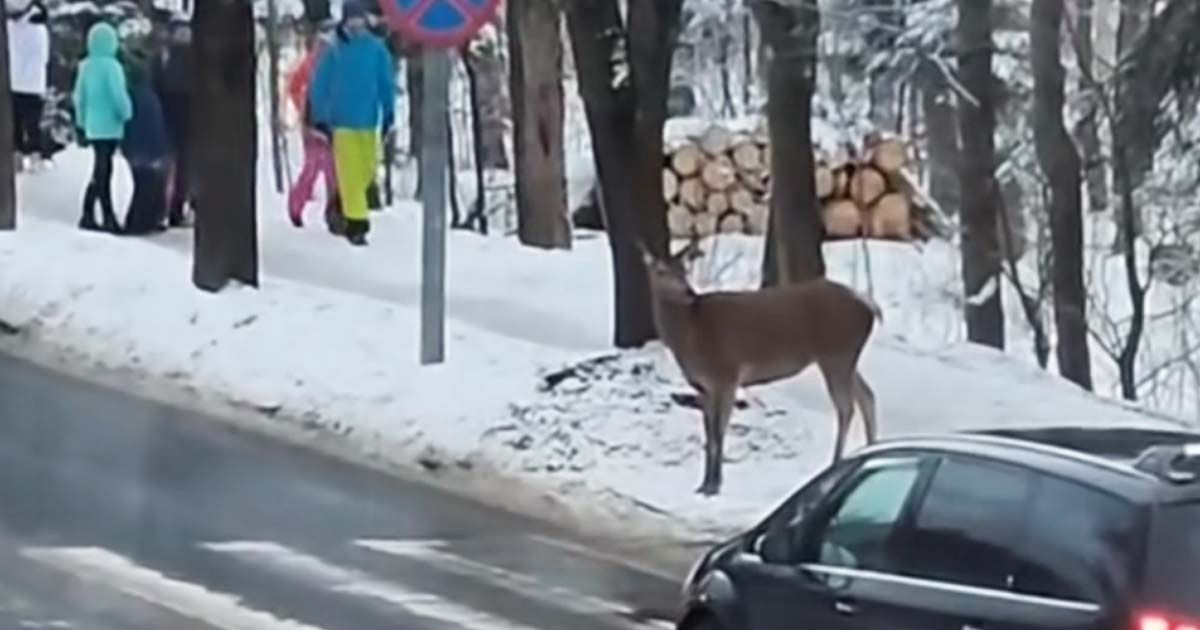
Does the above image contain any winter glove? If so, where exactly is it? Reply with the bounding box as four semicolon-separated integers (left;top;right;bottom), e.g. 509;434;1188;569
76;130;89;148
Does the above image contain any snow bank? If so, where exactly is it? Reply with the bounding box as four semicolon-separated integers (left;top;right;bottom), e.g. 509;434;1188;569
0;201;1181;547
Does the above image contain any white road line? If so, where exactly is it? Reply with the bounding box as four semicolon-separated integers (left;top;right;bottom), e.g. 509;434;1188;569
354;538;667;628
18;621;73;629
201;541;543;630
20;546;326;630
525;535;681;583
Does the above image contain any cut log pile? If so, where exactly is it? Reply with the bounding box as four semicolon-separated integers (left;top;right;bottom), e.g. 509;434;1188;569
662;125;947;241
663;125;771;238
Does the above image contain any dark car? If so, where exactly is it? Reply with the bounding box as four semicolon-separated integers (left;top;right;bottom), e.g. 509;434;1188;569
676;427;1200;630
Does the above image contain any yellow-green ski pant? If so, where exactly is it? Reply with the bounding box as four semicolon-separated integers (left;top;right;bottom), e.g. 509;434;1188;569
333;129;379;223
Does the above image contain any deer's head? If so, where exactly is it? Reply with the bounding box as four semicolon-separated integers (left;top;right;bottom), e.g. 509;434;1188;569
639;240;703;304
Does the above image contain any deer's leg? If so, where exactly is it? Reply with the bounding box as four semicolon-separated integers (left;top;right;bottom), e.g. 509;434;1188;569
709;384;738;494
696;383;737;496
854;371;878;444
696;389;720;496
818;357;857;464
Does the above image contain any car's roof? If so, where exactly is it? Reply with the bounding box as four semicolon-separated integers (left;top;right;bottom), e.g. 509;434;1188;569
856;426;1200;504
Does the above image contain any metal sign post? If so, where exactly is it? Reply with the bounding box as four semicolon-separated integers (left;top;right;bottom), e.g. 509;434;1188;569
419;50;450;365
378;0;500;365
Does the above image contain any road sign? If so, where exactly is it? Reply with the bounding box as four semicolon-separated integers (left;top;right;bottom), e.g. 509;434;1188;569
378;0;500;49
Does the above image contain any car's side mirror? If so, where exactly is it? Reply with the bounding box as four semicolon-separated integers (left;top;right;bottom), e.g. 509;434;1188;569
756;528;792;565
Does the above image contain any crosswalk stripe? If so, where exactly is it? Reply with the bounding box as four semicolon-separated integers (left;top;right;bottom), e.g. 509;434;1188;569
354;539;671;629
20;546;326;630
201;541;544;630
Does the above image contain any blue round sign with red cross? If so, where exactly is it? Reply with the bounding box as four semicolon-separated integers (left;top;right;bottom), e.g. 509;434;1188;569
378;0;501;48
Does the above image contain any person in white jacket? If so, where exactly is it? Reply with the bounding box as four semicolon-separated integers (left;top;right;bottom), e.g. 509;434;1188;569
7;0;50;168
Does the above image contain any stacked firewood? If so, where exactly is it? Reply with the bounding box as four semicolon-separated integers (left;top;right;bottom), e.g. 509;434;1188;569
815;133;944;241
662;125;946;241
663;125;772;238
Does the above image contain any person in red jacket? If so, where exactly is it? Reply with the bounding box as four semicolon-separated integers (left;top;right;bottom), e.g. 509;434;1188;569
286;23;342;233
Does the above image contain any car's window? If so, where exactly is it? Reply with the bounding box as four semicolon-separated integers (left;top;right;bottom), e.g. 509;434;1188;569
803;457;923;572
1144;501;1200;615
892;455;1032;590
1011;475;1141;605
773;459;859;531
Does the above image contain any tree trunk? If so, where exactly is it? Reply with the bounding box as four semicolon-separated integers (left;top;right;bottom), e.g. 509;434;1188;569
193;0;258;292
1110;0;1200;245
565;0;682;348
1073;0;1107;213
1032;0;1092;390
406;45;424;190
917;61;961;216
718;0;735;117
267;0;285;194
741;12;753;111
753;0;824;287
460;47;488;233
509;0;570;249
956;0;1004;348
466;36;509;170
863;0;902;131
1113;0;1151;187
0;2;14;231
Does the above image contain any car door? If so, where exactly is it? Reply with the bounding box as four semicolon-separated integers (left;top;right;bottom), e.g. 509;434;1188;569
802;453;1038;630
726;453;932;630
997;474;1143;630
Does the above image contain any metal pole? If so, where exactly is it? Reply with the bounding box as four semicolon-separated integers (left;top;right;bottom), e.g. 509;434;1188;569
0;0;16;231
420;49;451;364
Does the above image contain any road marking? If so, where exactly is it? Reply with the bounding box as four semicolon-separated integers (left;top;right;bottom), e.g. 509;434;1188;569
201;541;543;630
20;546;326;630
525;535;681;583
354;538;673;629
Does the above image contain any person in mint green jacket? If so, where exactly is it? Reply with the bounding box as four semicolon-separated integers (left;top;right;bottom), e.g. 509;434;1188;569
73;22;132;233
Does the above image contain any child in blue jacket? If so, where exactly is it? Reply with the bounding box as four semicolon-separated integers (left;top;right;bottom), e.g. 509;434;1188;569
73;22;133;233
121;56;170;235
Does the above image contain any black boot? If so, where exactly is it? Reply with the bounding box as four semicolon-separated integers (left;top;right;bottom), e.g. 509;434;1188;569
345;219;369;246
366;181;382;212
79;184;102;231
325;199;346;236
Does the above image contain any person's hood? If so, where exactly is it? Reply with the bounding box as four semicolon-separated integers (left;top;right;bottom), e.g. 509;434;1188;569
86;22;120;59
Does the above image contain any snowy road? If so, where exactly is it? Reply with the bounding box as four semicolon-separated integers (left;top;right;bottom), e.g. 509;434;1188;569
0;352;680;630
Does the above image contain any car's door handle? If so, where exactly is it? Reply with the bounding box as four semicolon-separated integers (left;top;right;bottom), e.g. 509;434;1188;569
833;598;857;616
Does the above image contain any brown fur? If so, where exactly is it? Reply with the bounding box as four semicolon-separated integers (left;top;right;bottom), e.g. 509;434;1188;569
643;243;880;495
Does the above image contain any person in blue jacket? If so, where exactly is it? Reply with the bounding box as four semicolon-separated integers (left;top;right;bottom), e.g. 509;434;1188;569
120;54;171;235
309;0;395;246
73;21;133;233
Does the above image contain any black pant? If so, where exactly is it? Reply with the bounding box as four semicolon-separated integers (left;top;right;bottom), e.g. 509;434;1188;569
163;96;191;224
81;141;119;229
124;166;168;235
12;93;44;156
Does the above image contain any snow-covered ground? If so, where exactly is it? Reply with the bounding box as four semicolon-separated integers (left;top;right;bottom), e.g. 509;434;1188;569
1;145;1185;552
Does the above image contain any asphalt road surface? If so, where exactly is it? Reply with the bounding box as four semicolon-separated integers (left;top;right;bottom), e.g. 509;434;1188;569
0;352;682;630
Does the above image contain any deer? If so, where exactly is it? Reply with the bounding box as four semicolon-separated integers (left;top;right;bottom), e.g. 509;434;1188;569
640;240;881;496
